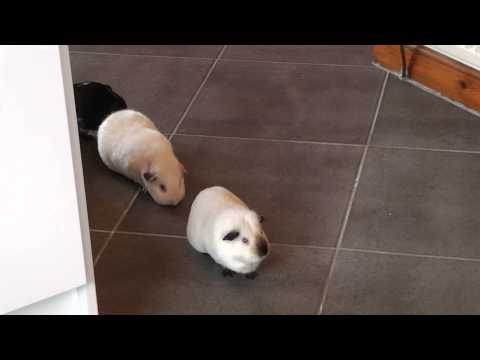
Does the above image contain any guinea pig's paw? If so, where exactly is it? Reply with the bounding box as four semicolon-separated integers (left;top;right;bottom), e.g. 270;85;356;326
221;268;235;277
245;271;258;280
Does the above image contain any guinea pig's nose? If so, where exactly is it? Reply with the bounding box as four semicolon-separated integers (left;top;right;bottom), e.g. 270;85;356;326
257;239;269;257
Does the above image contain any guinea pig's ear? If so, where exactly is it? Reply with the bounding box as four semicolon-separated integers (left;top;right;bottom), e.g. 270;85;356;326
223;230;240;241
259;215;265;223
143;171;157;183
179;162;187;175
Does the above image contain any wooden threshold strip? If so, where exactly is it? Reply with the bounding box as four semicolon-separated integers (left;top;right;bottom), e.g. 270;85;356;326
373;45;480;114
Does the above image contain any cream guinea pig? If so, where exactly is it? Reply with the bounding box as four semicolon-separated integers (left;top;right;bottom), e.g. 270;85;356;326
187;186;270;279
97;109;186;206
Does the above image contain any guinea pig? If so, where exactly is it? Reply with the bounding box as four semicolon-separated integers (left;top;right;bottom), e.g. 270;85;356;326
73;81;127;137
187;186;269;279
97;109;186;206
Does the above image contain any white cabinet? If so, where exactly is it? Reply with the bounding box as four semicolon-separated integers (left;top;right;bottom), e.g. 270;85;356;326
0;46;97;314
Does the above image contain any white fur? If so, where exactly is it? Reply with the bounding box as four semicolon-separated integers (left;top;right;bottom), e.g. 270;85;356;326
97;109;186;206
187;186;269;274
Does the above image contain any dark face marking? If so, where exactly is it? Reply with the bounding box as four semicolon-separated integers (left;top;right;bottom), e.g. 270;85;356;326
223;230;240;241
160;184;167;192
143;171;157;182
257;237;269;257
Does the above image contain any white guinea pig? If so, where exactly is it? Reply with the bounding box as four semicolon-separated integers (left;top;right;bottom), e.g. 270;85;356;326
187;186;269;279
97;109;186;206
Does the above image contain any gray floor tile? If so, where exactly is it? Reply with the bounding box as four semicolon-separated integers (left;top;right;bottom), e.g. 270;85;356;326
324;250;480;314
119;136;362;247
223;45;373;65
95;233;333;314
178;61;385;144
342;147;480;258
69;45;222;58
70;53;212;133
75;45;480;315
372;76;480;151
80;137;138;230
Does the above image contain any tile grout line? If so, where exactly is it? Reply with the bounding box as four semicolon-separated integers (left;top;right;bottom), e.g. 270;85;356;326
69;49;374;69
69;50;216;61
339;247;480;264
216;57;375;69
93;45;228;267
174;133;365;148
169;45;227;138
93;189;140;266
316;72;390;315
370;144;480;156
115;230;188;239
111;229;480;264
114;230;335;250
176;133;480;156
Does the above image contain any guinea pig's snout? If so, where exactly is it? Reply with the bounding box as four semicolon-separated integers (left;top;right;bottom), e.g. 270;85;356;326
166;182;185;207
171;197;183;206
257;238;269;258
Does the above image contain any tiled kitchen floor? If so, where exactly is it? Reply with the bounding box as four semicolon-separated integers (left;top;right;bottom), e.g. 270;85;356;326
70;45;480;315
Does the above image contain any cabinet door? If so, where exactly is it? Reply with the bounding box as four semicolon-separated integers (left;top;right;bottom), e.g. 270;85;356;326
0;46;91;314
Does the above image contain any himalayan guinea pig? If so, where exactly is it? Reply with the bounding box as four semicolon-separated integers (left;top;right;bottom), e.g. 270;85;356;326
73;81;127;137
187;186;269;279
97;109;186;206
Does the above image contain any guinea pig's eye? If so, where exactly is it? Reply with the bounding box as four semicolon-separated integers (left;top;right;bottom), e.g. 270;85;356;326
160;184;167;192
242;238;249;245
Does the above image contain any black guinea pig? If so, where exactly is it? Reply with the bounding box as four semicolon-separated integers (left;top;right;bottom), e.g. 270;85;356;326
73;81;127;137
